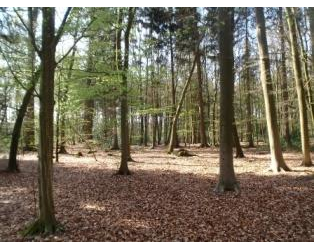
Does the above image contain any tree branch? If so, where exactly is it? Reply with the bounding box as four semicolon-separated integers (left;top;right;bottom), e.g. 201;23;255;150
54;7;72;45
13;8;42;58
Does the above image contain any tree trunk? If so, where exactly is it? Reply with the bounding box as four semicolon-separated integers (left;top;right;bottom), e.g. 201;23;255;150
212;62;218;146
111;103;119;150
192;8;208;147
215;8;239;193
255;7;290;172
168;57;197;153
295;9;314;128
233;117;245;158
23;8;38;152
286;7;313;166
7;83;36;172
169;18;179;148
82;43;94;140
310;8;314;73
23;7;58;235
244;8;254;148
118;8;136;175
278;7;292;148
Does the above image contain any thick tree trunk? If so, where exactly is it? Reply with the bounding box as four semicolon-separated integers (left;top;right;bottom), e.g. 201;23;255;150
23;8;59;236
256;7;290;172
286;7;313;166
215;8;239;193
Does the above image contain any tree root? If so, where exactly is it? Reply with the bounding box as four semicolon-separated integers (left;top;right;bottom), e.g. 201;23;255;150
21;219;63;237
214;181;240;194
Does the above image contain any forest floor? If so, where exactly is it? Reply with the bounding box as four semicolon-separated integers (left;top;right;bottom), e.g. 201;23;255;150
0;144;314;241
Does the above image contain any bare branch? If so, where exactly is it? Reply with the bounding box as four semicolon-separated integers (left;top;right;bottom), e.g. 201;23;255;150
13;8;42;58
54;7;72;45
56;17;96;65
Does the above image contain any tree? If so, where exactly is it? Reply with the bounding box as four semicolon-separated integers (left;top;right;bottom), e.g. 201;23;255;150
23;7;38;152
6;7;39;172
215;7;239;193
192;8;208;147
255;7;290;172
82;41;95;140
22;7;73;235
118;7;136;175
278;7;292;148
286;7;313;167
233;117;245;158
244;8;254;147
168;56;197;153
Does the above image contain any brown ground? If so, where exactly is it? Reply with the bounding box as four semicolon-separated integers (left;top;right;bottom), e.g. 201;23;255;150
0;145;313;241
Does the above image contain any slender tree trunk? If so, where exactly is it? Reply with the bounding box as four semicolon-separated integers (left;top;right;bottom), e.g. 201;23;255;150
244;8;254;147
7;83;36;172
233;117;245;158
111;102;119;150
295;9;314;128
279;8;292;148
23;8;38;152
286;7;313;166
118;8;136;175
168;57;197;153
192;8;208;147
212;63;218;146
215;8;239;193
256;7;290;172
82;43;94;140
169;18;179;147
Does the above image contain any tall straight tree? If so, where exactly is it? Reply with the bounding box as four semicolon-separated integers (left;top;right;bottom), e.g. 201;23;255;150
118;7;136;175
215;7;239;192
192;7;208;147
278;7;292;147
255;7;290;172
286;7;312;167
310;8;314;71
82;40;95;140
244;8;254;147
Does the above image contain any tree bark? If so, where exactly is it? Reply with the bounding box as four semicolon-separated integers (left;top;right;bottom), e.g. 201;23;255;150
23;8;59;236
286;7;313;166
7;82;36;172
215;8;239;193
118;7;136;175
278;7;292;148
255;7;290;172
233;117;245;158
244;8;254;148
23;7;38;152
192;8;208;147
